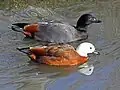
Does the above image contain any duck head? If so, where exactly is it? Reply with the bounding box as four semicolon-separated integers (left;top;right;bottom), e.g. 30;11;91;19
75;14;102;31
76;42;99;57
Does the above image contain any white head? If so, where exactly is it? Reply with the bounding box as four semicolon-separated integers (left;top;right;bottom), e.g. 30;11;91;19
76;42;96;57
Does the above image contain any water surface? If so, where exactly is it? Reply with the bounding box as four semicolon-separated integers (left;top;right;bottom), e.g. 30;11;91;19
0;0;120;90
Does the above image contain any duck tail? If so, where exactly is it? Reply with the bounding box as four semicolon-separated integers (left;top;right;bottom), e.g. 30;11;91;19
17;47;38;61
17;47;30;55
11;23;30;33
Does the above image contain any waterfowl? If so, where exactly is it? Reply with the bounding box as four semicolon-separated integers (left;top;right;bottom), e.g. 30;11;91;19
17;42;99;66
11;13;101;43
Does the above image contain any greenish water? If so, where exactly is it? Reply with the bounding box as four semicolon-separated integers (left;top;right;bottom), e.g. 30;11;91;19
0;0;81;9
0;0;120;90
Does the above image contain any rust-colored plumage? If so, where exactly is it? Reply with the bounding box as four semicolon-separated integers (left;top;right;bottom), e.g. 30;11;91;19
17;42;98;66
24;24;39;33
28;44;88;66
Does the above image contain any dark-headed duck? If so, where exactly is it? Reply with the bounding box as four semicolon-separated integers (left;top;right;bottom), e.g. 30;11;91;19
11;13;101;43
17;42;99;66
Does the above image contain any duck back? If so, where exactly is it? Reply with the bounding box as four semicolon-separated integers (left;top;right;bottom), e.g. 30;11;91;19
35;22;88;43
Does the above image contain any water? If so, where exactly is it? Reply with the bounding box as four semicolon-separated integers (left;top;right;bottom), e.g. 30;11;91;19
0;0;120;90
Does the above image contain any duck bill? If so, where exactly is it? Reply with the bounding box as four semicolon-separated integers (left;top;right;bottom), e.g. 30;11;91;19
93;50;100;55
93;20;102;23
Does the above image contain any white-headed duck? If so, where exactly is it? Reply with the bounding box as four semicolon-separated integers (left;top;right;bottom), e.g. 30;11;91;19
17;42;99;66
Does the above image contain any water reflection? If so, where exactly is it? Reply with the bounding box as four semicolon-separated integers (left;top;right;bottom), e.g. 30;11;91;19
78;63;94;76
0;63;94;90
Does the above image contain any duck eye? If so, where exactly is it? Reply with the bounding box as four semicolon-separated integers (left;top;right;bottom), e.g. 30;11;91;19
93;18;96;21
90;47;92;49
89;69;91;71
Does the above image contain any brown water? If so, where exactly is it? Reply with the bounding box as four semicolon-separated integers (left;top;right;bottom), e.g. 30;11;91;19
1;0;120;90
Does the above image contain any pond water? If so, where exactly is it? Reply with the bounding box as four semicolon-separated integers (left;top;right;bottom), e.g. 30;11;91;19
0;0;120;90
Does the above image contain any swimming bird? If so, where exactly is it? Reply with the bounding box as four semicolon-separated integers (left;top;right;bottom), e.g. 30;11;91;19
11;13;101;43
17;42;99;66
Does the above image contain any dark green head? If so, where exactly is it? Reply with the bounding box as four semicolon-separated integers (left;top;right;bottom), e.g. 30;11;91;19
76;14;101;30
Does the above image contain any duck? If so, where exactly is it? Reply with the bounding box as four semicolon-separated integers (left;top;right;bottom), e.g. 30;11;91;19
11;13;101;43
17;42;99;66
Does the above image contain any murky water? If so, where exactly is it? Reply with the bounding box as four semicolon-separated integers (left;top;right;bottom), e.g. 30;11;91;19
0;0;120;90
